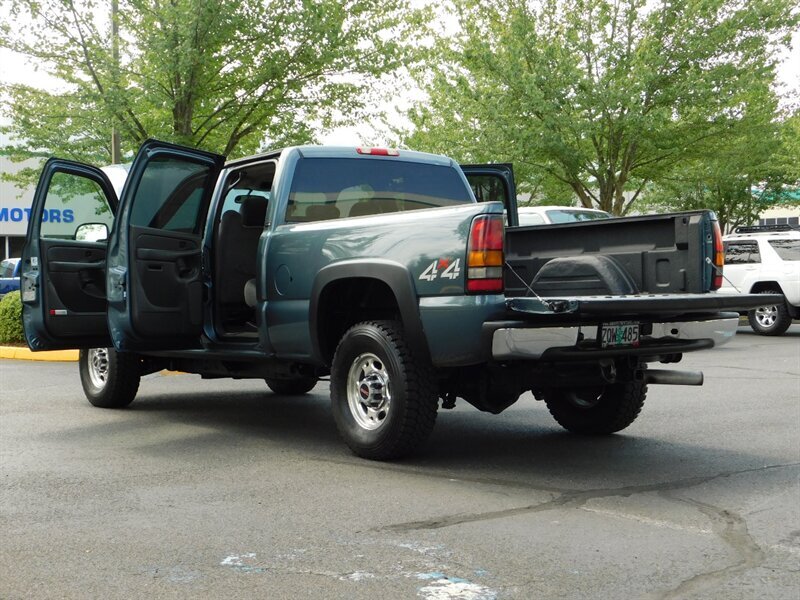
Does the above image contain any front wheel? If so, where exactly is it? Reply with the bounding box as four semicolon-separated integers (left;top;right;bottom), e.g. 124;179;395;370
542;379;646;434
748;291;792;336
79;347;141;408
330;320;438;460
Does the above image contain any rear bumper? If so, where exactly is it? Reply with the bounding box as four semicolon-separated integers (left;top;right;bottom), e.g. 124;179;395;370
491;315;739;361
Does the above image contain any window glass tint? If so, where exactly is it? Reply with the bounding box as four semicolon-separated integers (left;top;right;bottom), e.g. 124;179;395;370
724;242;760;264
546;209;611;223
769;240;800;261
286;158;472;222
129;156;211;233
41;172;114;239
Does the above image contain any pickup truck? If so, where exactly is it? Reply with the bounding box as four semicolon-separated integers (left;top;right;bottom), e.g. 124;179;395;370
20;140;775;460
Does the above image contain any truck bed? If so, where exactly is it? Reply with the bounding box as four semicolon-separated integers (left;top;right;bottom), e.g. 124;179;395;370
505;211;712;296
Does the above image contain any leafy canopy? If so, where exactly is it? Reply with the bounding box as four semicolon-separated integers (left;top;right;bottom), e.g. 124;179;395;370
1;0;418;183
403;0;798;215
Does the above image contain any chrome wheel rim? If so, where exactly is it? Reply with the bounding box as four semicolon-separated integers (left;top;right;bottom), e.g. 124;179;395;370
754;305;777;328
347;352;392;430
87;348;110;389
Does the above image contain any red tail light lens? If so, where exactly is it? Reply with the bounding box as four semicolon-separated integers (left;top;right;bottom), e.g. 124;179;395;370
466;214;504;293
711;220;724;290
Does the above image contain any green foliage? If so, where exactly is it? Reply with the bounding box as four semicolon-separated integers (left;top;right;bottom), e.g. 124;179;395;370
0;291;25;344
642;110;800;231
1;0;420;185
402;0;798;215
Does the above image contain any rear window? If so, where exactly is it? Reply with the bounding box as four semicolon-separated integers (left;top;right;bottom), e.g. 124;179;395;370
724;241;761;264
545;209;611;223
769;239;800;261
286;158;473;222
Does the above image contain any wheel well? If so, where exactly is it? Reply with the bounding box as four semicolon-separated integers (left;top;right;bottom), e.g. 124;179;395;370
316;278;401;364
750;281;783;294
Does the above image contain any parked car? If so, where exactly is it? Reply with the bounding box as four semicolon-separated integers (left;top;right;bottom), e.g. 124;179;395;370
0;257;21;298
517;205;611;226
718;225;800;335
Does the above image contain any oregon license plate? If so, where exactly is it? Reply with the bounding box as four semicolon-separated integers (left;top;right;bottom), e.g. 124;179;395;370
599;321;640;348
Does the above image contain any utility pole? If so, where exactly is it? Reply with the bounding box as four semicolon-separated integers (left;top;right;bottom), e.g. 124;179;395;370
111;0;121;164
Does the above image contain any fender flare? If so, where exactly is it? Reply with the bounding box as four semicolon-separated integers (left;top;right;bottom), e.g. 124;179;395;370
309;259;430;366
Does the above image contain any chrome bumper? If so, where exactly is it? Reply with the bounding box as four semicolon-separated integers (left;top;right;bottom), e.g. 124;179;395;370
491;316;739;360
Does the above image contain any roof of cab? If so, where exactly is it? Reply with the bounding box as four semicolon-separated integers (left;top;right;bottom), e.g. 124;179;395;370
224;146;457;168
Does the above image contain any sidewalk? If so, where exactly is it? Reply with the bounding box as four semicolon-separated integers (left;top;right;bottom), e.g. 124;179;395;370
0;345;78;361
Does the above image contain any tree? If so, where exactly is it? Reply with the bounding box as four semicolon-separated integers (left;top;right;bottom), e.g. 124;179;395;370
402;0;798;214
1;0;416;184
642;109;800;231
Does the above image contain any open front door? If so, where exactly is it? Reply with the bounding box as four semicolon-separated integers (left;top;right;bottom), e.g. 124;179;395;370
21;160;118;350
106;140;225;351
460;163;518;226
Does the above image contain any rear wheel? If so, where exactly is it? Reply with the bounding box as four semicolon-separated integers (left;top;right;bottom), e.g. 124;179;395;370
748;291;792;336
330;320;438;460
79;347;141;408
265;376;317;396
543;379;646;434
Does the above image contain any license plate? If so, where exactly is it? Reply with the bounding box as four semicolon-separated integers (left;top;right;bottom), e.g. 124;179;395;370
599;321;640;348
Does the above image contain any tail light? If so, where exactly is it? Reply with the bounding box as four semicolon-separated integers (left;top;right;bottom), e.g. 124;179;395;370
466;214;504;293
711;219;724;290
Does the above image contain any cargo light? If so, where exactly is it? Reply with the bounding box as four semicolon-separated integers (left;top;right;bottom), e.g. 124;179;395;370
356;147;399;156
711;219;724;290
466;214;504;293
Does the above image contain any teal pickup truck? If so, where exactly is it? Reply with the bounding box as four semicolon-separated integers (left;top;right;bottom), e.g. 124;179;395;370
20;140;774;459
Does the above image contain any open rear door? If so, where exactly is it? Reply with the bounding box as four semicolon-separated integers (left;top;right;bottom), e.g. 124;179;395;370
460;163;518;226
21;160;118;350
106;140;225;351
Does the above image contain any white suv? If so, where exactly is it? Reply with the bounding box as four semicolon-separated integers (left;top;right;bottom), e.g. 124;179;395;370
719;226;800;335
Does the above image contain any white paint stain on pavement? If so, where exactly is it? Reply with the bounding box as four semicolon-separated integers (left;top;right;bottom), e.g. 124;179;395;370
416;573;497;600
220;553;266;573
341;571;377;581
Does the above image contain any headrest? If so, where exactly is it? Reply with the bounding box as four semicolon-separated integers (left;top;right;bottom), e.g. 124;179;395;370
238;195;268;227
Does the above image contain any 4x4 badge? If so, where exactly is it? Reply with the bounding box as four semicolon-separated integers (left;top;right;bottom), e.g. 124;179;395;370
419;258;461;281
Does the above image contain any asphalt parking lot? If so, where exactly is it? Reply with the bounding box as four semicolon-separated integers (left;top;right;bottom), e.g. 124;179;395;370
1;325;798;599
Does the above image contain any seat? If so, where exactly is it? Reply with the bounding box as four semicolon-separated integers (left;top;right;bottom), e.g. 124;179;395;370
217;195;267;310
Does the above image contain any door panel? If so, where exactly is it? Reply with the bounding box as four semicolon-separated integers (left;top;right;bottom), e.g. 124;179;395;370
106;139;225;351
21;160;117;350
129;227;203;337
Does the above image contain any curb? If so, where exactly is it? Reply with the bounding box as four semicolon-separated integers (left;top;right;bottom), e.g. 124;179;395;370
0;346;79;362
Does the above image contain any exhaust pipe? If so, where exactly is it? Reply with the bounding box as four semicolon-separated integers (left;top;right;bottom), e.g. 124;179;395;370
643;369;704;386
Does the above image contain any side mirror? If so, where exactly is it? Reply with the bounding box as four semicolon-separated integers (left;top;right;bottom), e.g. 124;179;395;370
75;222;109;242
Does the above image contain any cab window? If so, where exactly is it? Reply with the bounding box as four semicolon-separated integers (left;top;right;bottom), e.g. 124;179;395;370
286;158;472;222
